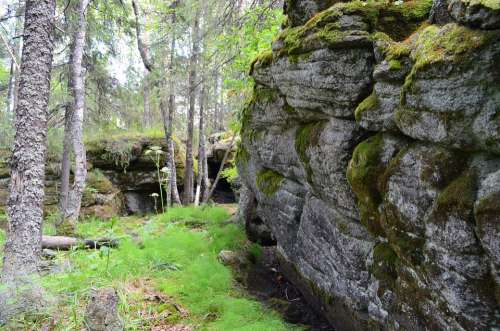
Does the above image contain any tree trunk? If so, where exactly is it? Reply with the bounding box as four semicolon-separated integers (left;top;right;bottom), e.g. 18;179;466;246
143;73;151;129
58;0;90;235
183;5;201;205
165;4;181;206
6;60;16;113
195;83;206;206
5;6;23;114
2;0;56;282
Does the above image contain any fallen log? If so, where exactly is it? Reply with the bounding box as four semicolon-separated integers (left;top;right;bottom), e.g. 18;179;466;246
42;236;119;250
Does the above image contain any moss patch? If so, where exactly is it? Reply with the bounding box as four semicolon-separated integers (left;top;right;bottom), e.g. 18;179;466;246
371;243;399;293
250;50;274;75
347;134;386;236
86;169;115;194
433;170;477;221
466;0;500;10
277;0;432;59
355;91;379;123
256;169;285;197
295;121;326;183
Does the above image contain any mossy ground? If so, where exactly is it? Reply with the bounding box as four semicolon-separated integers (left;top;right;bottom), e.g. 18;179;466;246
0;206;302;330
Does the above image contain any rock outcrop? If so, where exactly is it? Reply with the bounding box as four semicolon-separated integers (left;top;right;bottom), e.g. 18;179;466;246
238;0;500;329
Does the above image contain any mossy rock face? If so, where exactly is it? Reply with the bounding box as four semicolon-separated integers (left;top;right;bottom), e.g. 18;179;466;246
347;133;409;236
295;121;327;183
256;169;285;197
371;243;399;293
87;170;115;194
432;169;477;222
276;0;432;58
449;0;500;29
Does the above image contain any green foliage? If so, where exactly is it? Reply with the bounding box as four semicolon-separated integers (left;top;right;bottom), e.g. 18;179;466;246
0;206;301;329
256;169;285;197
247;243;264;264
221;165;239;184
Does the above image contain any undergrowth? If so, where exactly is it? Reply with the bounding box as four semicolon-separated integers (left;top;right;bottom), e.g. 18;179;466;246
0;206;302;330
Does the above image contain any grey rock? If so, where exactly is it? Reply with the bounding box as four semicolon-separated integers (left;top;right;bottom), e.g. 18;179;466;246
84;288;124;331
449;0;500;29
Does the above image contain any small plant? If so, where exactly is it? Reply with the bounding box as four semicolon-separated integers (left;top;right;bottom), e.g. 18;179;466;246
145;146;170;213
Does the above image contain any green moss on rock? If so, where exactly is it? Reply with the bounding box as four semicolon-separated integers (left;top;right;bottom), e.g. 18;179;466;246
355;91;379;123
87;169;115;194
250;50;274;75
256;169;285;197
295;121;326;183
371;243;399;292
347;134;385;236
433;170;476;220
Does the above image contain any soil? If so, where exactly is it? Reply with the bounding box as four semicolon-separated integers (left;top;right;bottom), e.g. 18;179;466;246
235;246;334;331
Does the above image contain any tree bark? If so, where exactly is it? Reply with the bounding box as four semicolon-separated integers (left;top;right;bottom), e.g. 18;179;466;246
143;73;151;128
183;5;201;205
132;0;153;72
165;6;181;206
2;0;56;282
195;82;206;206
58;0;90;235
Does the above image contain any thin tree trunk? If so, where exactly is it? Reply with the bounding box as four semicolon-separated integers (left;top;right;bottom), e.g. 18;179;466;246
143;74;151;129
204;134;236;204
165;5;181;206
5;6;23;114
194;84;206;206
183;5;201;205
58;105;73;228
6;60;16;113
2;0;56;283
58;0;90;235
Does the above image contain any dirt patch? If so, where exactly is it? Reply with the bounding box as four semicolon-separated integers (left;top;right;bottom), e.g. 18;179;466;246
233;246;334;331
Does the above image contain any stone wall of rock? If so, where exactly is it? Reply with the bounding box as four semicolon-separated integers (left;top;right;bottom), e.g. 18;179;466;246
238;0;500;329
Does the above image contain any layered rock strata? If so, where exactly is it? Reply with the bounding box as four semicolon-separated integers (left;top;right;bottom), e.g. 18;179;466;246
238;0;500;329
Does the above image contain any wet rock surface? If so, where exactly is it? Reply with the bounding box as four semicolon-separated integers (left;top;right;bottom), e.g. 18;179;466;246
238;0;500;329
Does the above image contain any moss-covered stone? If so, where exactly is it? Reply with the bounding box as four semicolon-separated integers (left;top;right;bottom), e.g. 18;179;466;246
256;169;285;197
295;121;326;183
371;242;399;293
276;0;433;59
235;141;251;165
402;23;499;94
354;91;379;123
465;0;500;10
87;169;115;194
347;134;385;236
433;170;477;221
249;50;274;75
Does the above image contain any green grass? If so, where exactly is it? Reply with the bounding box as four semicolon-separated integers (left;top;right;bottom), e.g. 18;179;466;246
0;206;301;330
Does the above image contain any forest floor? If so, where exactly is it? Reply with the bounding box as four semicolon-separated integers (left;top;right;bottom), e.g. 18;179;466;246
0;205;330;331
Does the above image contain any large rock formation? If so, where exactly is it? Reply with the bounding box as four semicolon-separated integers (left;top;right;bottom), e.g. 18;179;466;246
238;0;500;329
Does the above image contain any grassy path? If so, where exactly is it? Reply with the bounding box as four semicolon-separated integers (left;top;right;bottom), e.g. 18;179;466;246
0;206;303;330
